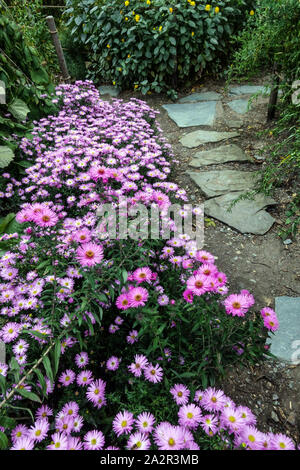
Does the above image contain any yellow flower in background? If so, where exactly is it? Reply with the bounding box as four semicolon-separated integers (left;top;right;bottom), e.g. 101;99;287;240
191;31;195;36
215;6;220;13
250;10;255;15
135;14;140;22
121;38;125;42
147;0;151;4
127;54;131;58
125;17;128;20
119;67;122;71
112;81;116;85
159;25;162;31
190;1;195;5
124;0;129;6
107;44;110;48
169;7;173;13
205;4;211;11
134;84;139;89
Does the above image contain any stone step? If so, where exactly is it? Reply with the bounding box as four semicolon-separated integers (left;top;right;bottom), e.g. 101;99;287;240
180;130;240;148
162;101;218;127
204;191;276;235
187;169;259;198
189;144;250;167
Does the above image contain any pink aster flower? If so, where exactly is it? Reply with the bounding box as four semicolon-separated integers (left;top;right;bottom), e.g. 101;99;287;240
1;322;21;343
59;369;76;387
200;414;219;436
83;430;105;450
11;424;29;443
10;436;35;450
263;314;279;332
270;433;296;450
75;352;89;368
112;410;134;437
106;356;120;371
220;407;245;433
0;363;8;377
55;415;75;435
128;287;149;308
34;208;58;227
178;404;202;429
195;250;215;264
47;432;68;450
154;423;185;450
128;354;149;377
241;425;265;450
116;293;131;310
73;229;92;244
260;307;276;319
133;267;152;284
224;293;251;317
61;401;79;418
144;363;163;383
76;242;104;267
135;412;156;434
170;384;190;405
236;406;257;426
35;405;53;420
201;387;227;412
127;431;151;450
77;369;93;386
186;274;210;296
126;329;139;344
67;437;83;450
28;418;49;442
183;289;194;303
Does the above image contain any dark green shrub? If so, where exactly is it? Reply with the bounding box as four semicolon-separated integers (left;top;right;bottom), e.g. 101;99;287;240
64;0;254;97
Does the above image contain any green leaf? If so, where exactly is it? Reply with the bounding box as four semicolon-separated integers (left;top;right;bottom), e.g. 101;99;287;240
42;356;54;384
0;415;16;429
8;98;30;121
0;146;14;169
0;431;8;450
30;68;49;85
17;388;41;403
33;368;47;397
0;374;6;395
53;339;61;377
0;213;15;233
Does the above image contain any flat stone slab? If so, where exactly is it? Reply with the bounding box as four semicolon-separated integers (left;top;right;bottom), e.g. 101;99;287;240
180;130;240;148
0;341;5;363
99;85;121;97
190;144;250;167
228;99;251;115
229;85;271;96
204;191;276;234
188;170;259;197
162;101;217;127
178;91;222;103
270;297;300;363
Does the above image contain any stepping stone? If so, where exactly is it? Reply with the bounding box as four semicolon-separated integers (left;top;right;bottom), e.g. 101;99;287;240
227;119;243;129
178;91;222;103
162;101;217;127
99;85;121;98
0;341;5;363
189;144;250;167
270;297;300;363
228;99;251;115
204;191;276;234
229;85;271;96
187;170;259;197
180;130;240;148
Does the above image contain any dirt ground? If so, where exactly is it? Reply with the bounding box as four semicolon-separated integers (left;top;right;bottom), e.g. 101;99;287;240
106;80;300;445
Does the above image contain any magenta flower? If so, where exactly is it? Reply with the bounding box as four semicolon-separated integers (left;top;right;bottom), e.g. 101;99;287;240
170;384;190;405
128;287;149;308
59;369;76;387
106;356;120;371
135;412;155;434
83;430;105;450
178;404;202;429
76;242;104;267
126;432;151;450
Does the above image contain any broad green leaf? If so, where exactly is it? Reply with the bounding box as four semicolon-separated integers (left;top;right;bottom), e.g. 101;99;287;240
17;388;41;403
34;368;47;397
42;356;54;384
8;98;30;121
30;68;49;85
0;213;15;233
0;431;8;450
0;146;14;169
0;415;16;429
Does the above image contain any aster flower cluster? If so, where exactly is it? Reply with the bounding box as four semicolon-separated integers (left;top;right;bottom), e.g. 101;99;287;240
8;382;296;451
0;80;286;449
